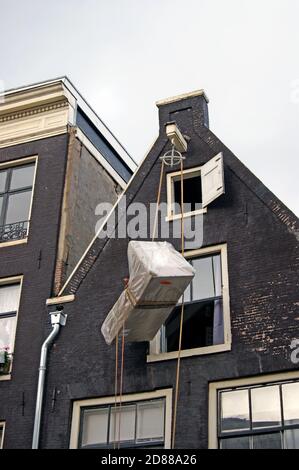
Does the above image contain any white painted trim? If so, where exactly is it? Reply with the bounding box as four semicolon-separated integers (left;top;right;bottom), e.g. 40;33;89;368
0;77;136;171
0;275;23;381
0;238;28;249
156;89;209;106
69;388;173;449
208;370;299;449
148;244;231;362
166;165;207;221
147;343;231;363
0;107;68;148
75;128;127;189
0;421;5;448
0;155;37;169
46;294;75;306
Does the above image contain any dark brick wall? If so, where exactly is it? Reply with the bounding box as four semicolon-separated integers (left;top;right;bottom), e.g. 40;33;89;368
0;134;69;449
2;95;298;449
64;139;121;279
38;96;298;449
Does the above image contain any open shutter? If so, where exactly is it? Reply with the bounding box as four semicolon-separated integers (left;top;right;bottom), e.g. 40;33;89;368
201;152;225;208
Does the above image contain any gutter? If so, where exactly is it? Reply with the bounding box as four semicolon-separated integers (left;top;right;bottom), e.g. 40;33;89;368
32;304;68;449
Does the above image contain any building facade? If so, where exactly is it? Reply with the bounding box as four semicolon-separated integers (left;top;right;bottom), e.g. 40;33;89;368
0;83;298;449
0;78;136;449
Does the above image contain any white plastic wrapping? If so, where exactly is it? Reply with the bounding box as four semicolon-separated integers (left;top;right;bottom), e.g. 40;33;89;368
101;241;195;345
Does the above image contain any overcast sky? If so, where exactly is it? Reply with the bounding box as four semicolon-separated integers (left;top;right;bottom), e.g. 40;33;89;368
1;0;298;215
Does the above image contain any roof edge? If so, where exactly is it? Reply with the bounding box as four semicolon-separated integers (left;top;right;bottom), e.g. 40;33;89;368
156;89;209;107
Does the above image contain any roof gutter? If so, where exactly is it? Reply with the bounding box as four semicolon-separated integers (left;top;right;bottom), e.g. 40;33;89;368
32;306;67;449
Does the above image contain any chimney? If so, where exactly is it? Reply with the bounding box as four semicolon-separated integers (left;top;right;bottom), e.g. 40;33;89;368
156;89;209;137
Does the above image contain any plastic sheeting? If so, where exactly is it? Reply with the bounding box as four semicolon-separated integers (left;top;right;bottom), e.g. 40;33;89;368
101;241;195;345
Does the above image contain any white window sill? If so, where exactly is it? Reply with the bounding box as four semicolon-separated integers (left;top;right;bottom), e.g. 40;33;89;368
0;238;28;249
166;208;207;222
147;343;231;363
0;374;11;381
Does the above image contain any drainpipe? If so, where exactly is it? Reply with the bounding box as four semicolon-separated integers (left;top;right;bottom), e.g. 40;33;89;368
32;306;67;449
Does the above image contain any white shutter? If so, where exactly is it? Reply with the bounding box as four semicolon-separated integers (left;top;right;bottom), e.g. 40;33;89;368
201;152;225;208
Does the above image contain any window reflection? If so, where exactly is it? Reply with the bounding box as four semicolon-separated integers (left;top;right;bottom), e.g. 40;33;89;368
282;382;299;426
218;380;299;449
251;386;281;428
221;389;250;432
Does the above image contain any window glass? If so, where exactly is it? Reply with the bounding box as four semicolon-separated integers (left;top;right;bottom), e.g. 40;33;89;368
0;316;16;350
109;405;135;443
192;255;221;300
5;191;32;225
81;408;109;447
79;399;166;448
10;164;35;190
165;299;223;351
0;171;7;193
0;284;20;314
221;436;250;449
0;196;3;218
221;389;250;432
253;433;282;449
137;400;164;441
285;429;299;449
282;382;299;425
251;385;281;428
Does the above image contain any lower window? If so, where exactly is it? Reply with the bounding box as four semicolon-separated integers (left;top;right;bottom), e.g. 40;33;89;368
149;244;231;360
217;379;299;449
70;389;172;449
0;278;22;376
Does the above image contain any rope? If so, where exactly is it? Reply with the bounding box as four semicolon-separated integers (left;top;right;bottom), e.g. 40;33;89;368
113;333;118;449
117;323;126;449
152;160;165;241
171;158;185;449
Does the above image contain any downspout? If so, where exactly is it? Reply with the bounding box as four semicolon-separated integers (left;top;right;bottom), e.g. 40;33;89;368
32;307;67;449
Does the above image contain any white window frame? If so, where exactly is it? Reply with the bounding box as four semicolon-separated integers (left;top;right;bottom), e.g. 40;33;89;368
147;244;231;363
208;370;299;449
0;155;38;248
166;165;207;222
0;275;23;381
0;421;5;448
69;388;173;449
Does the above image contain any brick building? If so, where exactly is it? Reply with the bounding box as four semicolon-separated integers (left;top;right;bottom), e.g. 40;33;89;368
0;81;298;449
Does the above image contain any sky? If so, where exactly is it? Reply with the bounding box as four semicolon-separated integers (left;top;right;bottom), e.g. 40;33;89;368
0;0;298;215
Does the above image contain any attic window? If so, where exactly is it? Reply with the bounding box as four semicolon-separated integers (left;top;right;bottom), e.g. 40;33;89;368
173;173;202;214
166;153;224;221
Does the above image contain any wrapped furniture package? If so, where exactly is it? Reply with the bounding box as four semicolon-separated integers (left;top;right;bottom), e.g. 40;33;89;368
101;241;195;345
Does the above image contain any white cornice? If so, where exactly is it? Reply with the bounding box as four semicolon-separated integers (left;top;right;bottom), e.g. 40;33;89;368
0;100;68;123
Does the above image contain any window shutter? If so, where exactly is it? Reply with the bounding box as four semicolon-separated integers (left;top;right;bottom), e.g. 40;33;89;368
201;152;225;208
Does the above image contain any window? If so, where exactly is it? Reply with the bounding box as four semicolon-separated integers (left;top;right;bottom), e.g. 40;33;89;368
0;422;5;449
0;159;36;243
70;389;172;449
148;244;231;361
209;372;299;449
0;279;22;376
166;153;224;220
